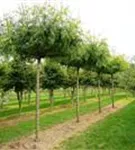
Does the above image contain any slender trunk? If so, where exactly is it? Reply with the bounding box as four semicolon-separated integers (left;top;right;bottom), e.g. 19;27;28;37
71;87;75;106
98;77;101;113
17;91;22;114
67;88;71;97
83;86;87;102
0;92;4;109
63;89;66;98
18;100;22;115
49;89;54;111
125;86;128;100
0;100;3;109
91;87;93;97
28;90;31;105
95;87;98;98
35;58;40;141
76;68;80;122
20;91;23;101
24;91;27;101
108;87;111;96
111;74;115;108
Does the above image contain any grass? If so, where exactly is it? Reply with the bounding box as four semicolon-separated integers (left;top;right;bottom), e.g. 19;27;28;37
0;94;95;119
61;99;135;150
0;90;111;119
0;93;129;144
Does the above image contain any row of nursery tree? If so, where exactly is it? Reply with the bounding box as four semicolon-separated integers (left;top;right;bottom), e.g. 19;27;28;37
0;3;134;140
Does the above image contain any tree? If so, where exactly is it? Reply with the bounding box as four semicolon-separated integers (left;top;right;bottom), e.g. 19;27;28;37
60;42;87;122
105;55;128;108
42;61;65;109
25;64;36;105
118;63;134;97
2;58;34;113
85;37;110;113
0;63;9;109
80;70;97;101
5;4;82;140
60;66;77;105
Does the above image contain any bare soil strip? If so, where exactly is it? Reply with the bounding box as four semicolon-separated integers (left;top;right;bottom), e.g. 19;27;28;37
1;99;131;150
0;98;96;128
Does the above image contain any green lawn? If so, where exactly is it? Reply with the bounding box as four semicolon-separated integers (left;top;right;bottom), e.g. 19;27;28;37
0;89;111;119
61;99;135;150
0;93;129;144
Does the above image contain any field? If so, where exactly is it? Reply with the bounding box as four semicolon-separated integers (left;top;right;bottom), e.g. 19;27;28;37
0;88;133;150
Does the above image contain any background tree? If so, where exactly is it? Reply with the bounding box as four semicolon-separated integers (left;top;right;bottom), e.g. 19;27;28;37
80;70;97;101
0;63;9;109
60;42;87;122
105;55;128;108
42;61;65;109
85;37;110;113
25;64;36;105
62;67;77;105
3;58;27;114
118;63;135;97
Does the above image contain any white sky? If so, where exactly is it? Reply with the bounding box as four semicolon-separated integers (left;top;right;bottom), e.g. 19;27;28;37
0;0;135;58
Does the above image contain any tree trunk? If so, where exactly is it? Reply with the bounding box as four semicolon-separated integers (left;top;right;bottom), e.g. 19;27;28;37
125;86;128;100
28;90;31;105
83;86;87;102
63;89;67;98
111;75;115;108
95;87;98;98
16;91;22;115
98;78;101;113
108;88;111;96
24;91;27;101
49;89;54;111
71;87;75;106
67;88;71;97
90;87;93;97
76;68;80;122
0;92;4;109
35;58;40;141
0;100;3;109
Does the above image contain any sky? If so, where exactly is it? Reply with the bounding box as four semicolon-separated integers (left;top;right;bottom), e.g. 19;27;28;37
0;0;135;58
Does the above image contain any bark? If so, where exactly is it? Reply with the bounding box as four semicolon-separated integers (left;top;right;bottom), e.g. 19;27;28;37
67;88;71;97
0;101;3;109
20;91;23;101
111;74;115;108
0;92;4;109
90;87;93;97
17;91;22;115
95;87;98;98
83;86;87;102
35;58;40;141
98;78;101;113
76;68;80;122
28;90;31;105
49;89;54;111
24;91;27;101
108;88;111;96
71;87;75;106
125;86;128;100
63;89;67;98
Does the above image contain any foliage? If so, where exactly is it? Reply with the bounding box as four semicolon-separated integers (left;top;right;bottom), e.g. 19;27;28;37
42;62;65;90
80;70;97;87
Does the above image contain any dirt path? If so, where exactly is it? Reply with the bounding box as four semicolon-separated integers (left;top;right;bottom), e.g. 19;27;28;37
1;99;131;150
0;99;96;128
